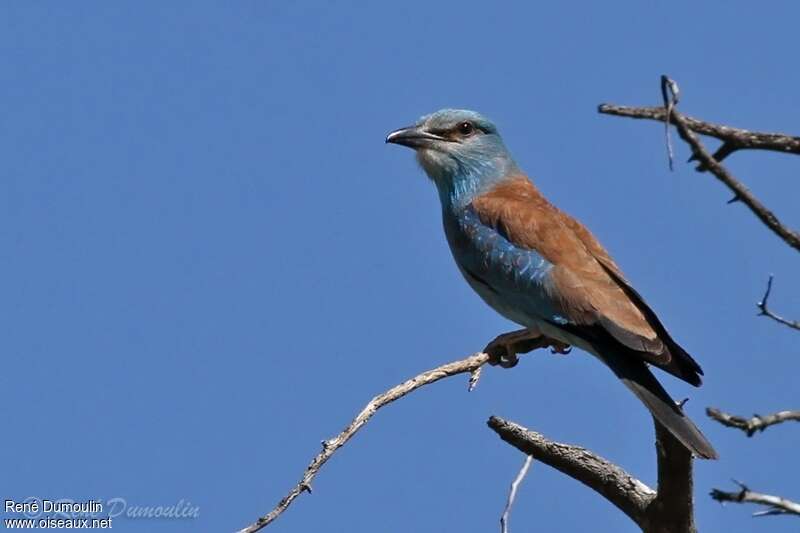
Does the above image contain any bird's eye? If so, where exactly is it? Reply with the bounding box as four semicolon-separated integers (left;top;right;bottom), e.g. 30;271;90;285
458;122;474;136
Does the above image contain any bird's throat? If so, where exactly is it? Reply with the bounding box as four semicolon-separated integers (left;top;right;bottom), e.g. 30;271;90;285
433;156;520;211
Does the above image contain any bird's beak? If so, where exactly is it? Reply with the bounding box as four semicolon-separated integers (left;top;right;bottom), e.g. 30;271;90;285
385;125;446;149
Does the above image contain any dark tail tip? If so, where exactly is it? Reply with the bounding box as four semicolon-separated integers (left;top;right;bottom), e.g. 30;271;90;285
694;441;719;460
607;354;718;459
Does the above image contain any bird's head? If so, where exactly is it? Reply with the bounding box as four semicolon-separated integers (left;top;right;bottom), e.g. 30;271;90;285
386;109;518;207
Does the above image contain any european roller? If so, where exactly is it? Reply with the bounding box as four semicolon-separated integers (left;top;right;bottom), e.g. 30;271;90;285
386;109;717;459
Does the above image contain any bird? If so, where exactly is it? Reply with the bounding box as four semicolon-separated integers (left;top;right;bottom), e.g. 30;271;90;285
386;108;717;459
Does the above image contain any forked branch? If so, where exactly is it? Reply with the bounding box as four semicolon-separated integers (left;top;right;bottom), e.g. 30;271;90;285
757;275;800;330
711;481;800;517
706;407;800;437
488;416;698;533
599;80;800;253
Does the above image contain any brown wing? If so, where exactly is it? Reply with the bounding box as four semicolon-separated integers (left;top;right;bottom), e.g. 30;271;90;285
472;176;702;384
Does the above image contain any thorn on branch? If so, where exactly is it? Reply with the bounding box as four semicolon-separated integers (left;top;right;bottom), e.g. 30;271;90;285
726;195;741;205
732;479;749;492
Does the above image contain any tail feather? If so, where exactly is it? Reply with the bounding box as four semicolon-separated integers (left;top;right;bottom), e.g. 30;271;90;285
603;352;718;460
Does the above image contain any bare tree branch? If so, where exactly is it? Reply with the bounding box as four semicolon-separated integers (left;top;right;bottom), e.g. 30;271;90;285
650;421;696;533
598;103;800;163
757;275;800;330
488;416;698;532
238;352;498;532
599;86;800;253
706;407;800;437
487;416;655;526
602;78;799;525
500;455;533;533
711;481;800;516
665;109;799;251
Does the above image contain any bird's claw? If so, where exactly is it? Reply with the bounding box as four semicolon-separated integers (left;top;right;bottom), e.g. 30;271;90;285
484;329;545;368
485;330;571;367
485;342;520;368
497;352;520;368
549;342;572;355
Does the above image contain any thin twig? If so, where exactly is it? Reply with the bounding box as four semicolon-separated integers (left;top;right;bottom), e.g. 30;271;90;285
711;481;800;516
238;352;494;532
598;103;800;163
757;275;800;330
660;75;680;171
469;365;484;392
706;407;800;437
500;455;534;533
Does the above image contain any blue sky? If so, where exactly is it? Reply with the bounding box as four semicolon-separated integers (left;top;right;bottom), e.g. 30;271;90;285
2;2;798;532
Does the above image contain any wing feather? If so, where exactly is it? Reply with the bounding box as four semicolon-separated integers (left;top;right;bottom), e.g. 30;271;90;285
471;176;701;383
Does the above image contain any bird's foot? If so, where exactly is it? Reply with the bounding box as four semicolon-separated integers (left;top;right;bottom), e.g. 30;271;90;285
484;328;548;368
485;329;572;367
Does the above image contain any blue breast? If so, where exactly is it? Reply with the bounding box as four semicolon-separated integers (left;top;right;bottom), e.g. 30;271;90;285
442;206;563;326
